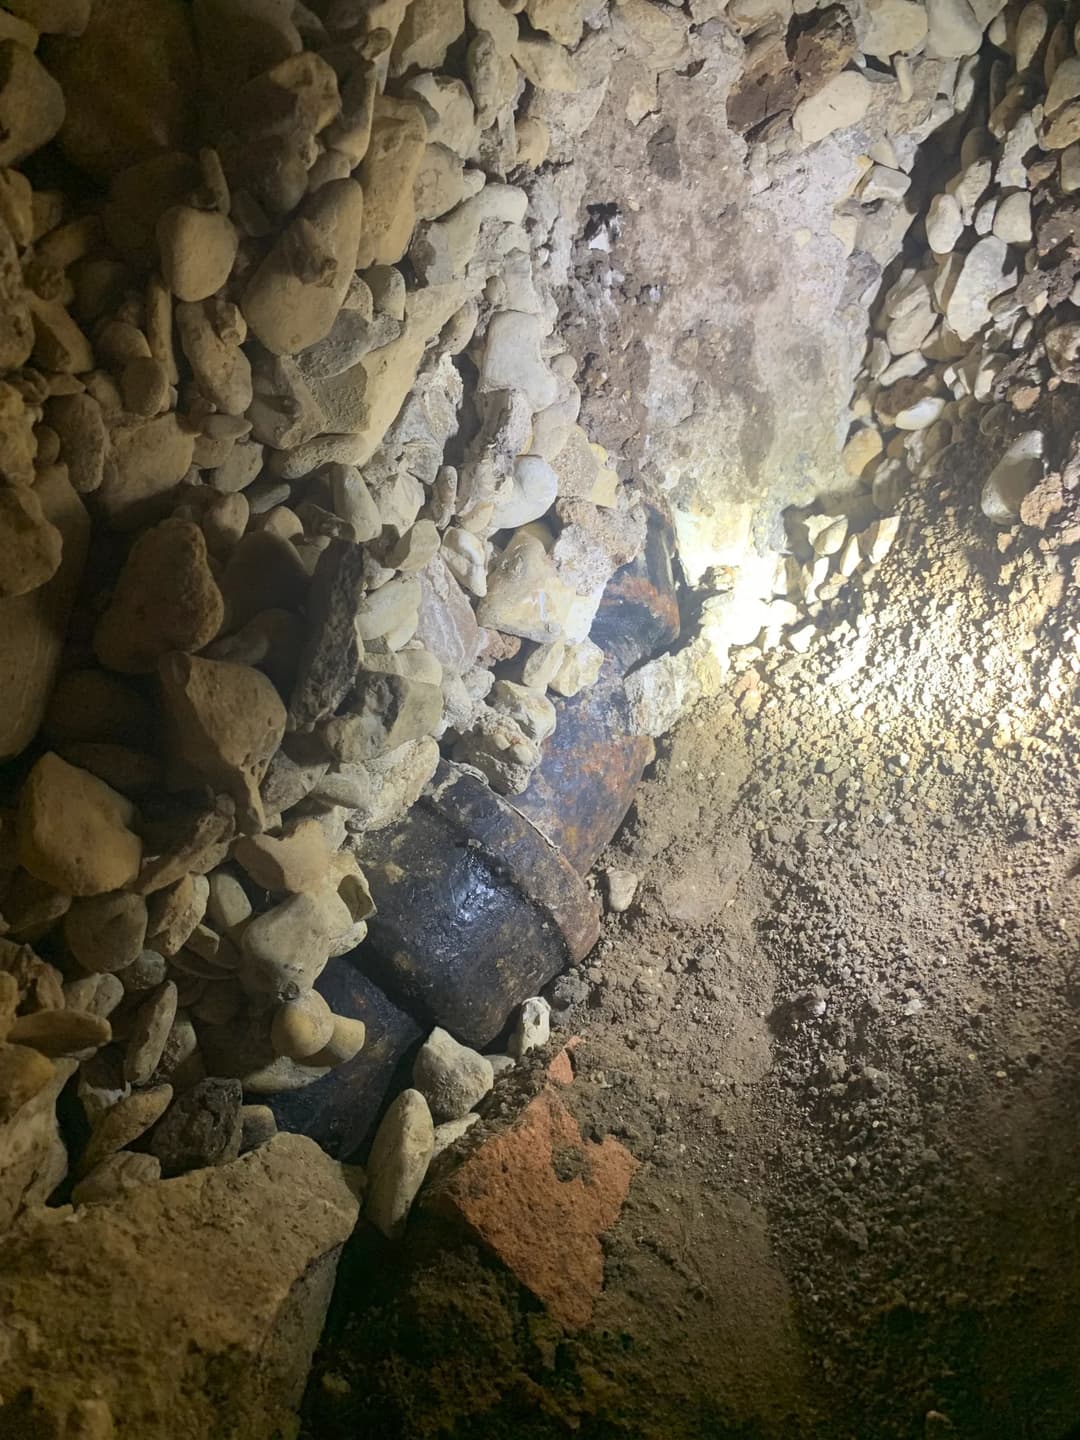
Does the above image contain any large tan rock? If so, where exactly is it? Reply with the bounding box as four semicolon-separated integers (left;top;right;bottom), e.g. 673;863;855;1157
93;519;224;673
97;412;196;528
241;179;364;356
0;1133;360;1438
0;40;65;166
158;653;286;832
43;0;198;179
17;753;142;897
356;97;427;269
0;483;63;598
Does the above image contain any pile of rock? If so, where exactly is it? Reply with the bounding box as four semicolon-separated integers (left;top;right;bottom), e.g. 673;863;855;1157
0;0;641;1217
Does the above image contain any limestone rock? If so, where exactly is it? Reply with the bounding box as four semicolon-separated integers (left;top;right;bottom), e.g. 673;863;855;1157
71;1149;161;1205
982;430;1044;524
95;520;223;672
390;0;465;75
945;235;1013;341
0;39;65;166
79;1082;173;1173
157;206;238;303
271;990;334;1060
365;1087;434;1239
480;310;559;411
158;653;286;833
242;178;364;355
604;867;639;913
98;413;196;527
65;892;148;974
146;873;209;957
125;980;177;1084
0;1133;360;1437
234;819;332;894
238;889;353;1001
792;71;872;144
320;673;443;762
176;298;253;416
0;484;63;599
29;294;94;374
926;191;963;253
416;554;481;673
356;97;427;269
925;0;983;57
17;753;141;897
413;1027;494;1122
47;393;108;494
0;1043;55;1122
861;0;927;57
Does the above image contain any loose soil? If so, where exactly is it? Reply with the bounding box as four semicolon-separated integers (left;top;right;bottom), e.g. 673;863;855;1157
303;410;1080;1439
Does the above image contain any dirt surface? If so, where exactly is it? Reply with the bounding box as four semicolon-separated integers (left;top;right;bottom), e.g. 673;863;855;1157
304;414;1080;1440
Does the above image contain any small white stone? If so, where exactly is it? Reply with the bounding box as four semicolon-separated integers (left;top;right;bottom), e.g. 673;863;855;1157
993;191;1032;244
894;395;947;430
926;192;964;253
509;996;551;1058
1061;142;1080;192
925;0;984;59
364;1089;435;1239
792;72;873;145
982;430;1045;524
604;868;640;913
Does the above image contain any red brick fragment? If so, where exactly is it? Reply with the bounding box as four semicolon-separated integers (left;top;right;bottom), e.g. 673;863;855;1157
431;1085;638;1327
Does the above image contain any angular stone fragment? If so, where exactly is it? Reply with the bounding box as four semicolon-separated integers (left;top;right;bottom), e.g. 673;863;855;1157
792;70;872;144
364;1087;434;1239
945;235;1013;340
46;392;108;494
158;653;286;833
0;1043;55;1123
17;753;141;897
239;889;353;1001
125;980;178;1085
176;298;253;415
356;97;427;269
234;819;332;895
95;519;224;673
0;1133;360;1437
79;1082;173;1173
98;413;197;528
390;0;465;75
479;310;559;411
0;40;65;166
149;1076;243;1176
29;293;94;374
0;1053;72;1231
925;0;983;58
71;1149;161;1205
242;178;364;355
413;1027;493;1122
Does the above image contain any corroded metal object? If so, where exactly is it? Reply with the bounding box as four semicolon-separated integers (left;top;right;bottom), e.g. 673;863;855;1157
274;505;679;1155
357;761;600;1049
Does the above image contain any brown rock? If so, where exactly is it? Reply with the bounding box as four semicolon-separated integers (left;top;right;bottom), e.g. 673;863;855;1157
120;354;170;416
233;818;332;895
103;152;200;265
356;97;427;269
64;891;148;974
2;871;72;945
158;653;286;832
429;1085;638;1327
4;0;91;35
287;539;366;730
0;483;63;598
242;179;364;356
59;740;163;796
0;40;65;166
0;1133;359;1436
97;412;196;528
157;205;238;303
0;380;36;486
0;215;31;372
94;519;224;673
17;753;142;897
220;530;309;630
149;1076;242;1176
321;673;443;762
43;0;198;179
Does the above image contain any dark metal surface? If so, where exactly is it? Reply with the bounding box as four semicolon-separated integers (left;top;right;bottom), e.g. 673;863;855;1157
356;762;600;1050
